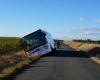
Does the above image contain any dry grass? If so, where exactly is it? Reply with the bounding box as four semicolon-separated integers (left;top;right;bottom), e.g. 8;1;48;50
78;43;100;51
64;41;100;64
64;41;83;50
64;41;100;56
0;55;40;79
64;41;100;51
0;55;22;72
91;57;100;64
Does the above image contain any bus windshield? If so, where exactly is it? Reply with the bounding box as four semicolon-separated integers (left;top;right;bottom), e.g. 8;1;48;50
25;36;47;51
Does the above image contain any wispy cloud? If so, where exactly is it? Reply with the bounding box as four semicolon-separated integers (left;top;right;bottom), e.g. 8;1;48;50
80;17;100;22
96;19;100;22
72;31;100;35
55;26;100;36
54;26;100;40
71;26;100;36
80;17;89;21
76;27;100;31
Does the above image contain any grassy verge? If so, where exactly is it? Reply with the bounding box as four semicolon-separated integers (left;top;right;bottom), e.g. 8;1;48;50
0;56;40;80
91;57;100;64
64;40;100;64
73;39;100;44
0;37;41;79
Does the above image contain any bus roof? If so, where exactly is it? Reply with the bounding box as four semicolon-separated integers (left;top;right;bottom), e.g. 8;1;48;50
22;29;46;40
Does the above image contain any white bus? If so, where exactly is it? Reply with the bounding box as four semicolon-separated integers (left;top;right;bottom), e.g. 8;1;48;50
22;29;56;56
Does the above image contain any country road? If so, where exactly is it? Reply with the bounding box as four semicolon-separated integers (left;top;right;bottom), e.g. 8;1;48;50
12;42;100;80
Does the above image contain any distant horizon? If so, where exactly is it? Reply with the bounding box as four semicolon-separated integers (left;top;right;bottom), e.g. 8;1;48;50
0;28;100;40
0;32;100;41
0;27;100;40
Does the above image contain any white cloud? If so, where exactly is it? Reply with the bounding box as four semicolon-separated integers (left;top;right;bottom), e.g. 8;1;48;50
71;26;100;36
80;17;100;23
77;27;100;31
54;26;100;40
96;19;100;22
80;17;89;21
55;26;100;36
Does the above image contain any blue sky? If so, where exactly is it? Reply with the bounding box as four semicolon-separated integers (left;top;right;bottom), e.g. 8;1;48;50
0;0;100;40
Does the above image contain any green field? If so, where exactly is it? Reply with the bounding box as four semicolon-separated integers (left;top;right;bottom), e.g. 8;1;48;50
0;37;22;55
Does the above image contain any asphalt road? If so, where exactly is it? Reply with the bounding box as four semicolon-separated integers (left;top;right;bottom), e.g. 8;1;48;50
13;43;100;80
